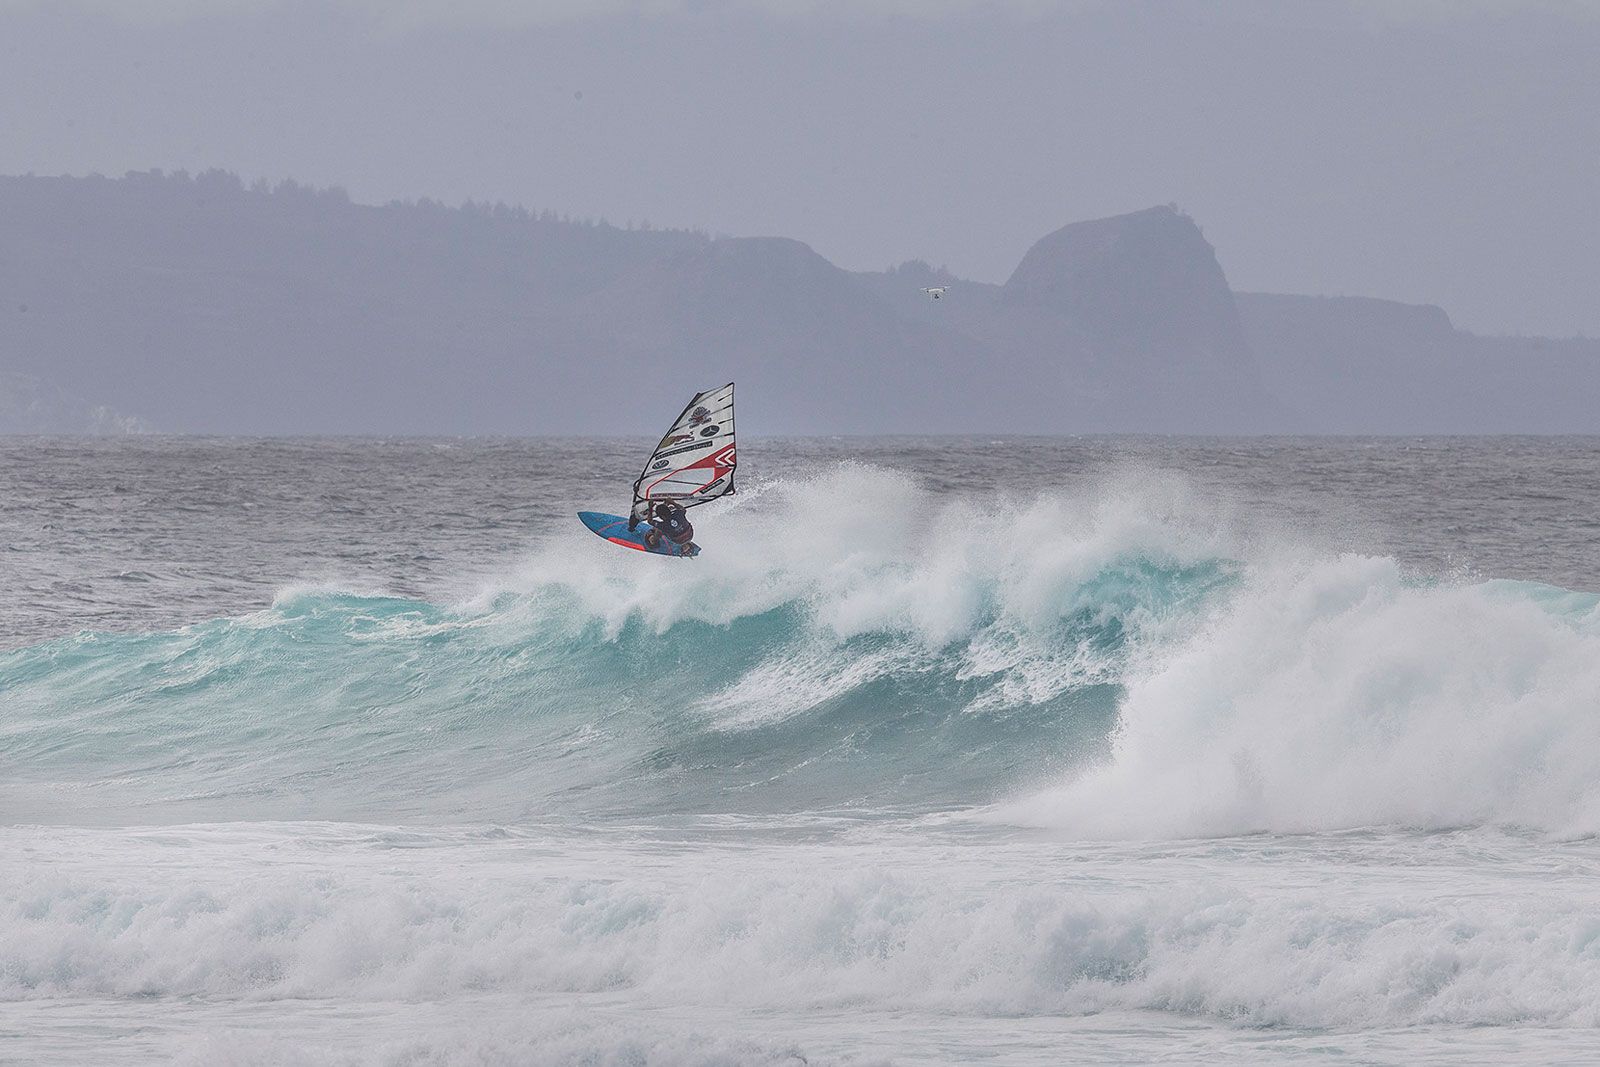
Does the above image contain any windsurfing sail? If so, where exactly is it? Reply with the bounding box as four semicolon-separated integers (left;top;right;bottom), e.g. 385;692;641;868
630;383;736;527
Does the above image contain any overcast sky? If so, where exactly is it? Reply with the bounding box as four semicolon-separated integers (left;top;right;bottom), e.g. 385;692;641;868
2;0;1595;335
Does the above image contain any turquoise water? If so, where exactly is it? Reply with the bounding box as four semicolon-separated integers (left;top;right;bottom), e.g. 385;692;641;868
4;437;1600;1064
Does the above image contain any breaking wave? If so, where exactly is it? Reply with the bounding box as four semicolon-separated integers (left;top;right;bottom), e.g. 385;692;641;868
8;462;1600;1056
997;559;1600;838
3;464;1600;834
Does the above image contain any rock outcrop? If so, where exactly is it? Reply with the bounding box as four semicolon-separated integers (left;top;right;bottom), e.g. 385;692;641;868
993;205;1277;430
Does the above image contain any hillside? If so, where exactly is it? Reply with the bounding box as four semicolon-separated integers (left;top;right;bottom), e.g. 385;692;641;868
2;170;1595;434
1236;293;1600;432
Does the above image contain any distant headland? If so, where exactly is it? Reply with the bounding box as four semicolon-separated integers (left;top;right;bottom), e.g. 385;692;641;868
2;170;1594;434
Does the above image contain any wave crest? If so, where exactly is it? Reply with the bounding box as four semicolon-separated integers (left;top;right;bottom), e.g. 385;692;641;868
7;463;1600;835
1001;554;1600;837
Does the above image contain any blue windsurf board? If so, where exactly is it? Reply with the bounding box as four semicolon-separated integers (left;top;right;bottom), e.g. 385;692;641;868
578;511;700;558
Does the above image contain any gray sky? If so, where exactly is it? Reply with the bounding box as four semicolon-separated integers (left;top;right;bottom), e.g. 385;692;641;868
2;0;1596;336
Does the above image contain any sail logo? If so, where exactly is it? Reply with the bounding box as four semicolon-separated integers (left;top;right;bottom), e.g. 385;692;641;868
655;439;717;460
706;442;735;473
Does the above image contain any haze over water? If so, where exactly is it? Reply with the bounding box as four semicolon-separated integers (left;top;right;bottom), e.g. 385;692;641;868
5;437;1600;1064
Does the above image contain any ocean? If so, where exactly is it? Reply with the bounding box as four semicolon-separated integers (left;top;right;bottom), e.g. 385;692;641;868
3;436;1599;1065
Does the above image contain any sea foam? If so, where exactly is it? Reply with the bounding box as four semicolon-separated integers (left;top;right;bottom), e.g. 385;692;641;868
4;464;1599;834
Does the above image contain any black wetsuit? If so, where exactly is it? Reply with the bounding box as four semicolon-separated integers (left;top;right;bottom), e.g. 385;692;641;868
651;501;694;545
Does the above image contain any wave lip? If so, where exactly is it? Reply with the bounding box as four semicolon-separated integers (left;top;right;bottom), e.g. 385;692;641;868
1000;553;1600;838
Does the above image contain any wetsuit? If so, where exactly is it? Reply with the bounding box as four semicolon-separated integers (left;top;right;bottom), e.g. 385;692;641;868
650;501;695;545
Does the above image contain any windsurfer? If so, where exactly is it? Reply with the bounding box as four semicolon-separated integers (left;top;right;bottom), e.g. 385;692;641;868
640;499;694;549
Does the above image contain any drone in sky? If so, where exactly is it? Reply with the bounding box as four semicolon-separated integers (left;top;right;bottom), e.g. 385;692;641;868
921;286;950;301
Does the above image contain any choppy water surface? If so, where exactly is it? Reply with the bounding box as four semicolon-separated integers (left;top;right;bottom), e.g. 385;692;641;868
3;436;1600;1065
